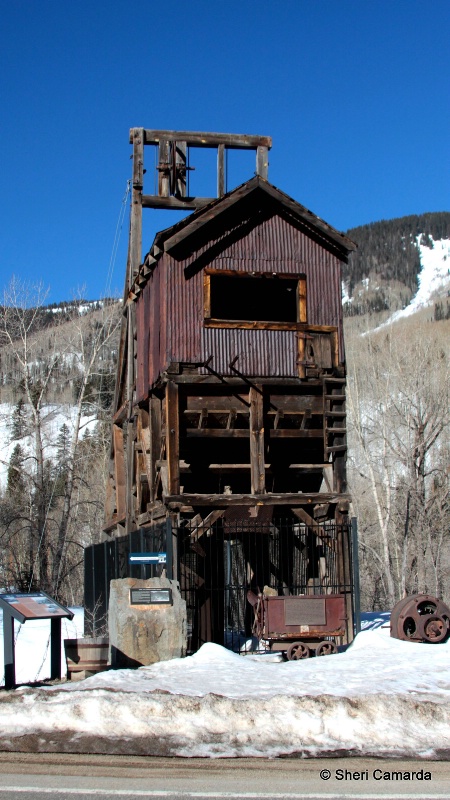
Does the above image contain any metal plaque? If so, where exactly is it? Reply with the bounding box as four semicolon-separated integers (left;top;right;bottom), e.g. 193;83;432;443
284;597;326;626
129;588;173;605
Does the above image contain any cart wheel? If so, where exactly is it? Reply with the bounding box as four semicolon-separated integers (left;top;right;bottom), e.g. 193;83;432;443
316;641;338;656
286;641;311;660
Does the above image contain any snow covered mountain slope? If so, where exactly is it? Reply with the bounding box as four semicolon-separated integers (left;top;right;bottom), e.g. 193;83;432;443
343;235;450;330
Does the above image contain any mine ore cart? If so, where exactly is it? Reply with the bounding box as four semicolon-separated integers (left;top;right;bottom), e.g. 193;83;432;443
248;589;347;658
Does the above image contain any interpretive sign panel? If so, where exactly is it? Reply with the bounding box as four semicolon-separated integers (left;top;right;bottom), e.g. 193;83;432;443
0;592;73;624
0;592;73;689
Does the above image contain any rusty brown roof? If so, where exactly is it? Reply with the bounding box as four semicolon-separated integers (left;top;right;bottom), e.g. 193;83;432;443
137;176;357;293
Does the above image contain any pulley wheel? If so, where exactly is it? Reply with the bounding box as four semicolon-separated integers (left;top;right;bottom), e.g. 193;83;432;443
390;594;450;643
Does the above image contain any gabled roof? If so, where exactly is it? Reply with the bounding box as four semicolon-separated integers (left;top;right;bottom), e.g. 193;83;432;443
137;176;357;288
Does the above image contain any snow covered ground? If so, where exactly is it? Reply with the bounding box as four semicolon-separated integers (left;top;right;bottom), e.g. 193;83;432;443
0;613;449;759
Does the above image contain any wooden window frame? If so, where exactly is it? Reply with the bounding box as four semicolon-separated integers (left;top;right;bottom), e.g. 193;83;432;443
203;268;307;329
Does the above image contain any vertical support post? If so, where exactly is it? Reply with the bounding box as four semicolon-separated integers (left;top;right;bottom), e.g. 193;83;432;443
175;141;187;197
3;612;15;690
331;329;339;369
113;425;126;519
351;517;361;636
249;386;265;494
158;139;170;197
50;617;62;680
150;395;162;501
217;143;225;197
165;517;173;580
166;381;180;495
298;276;307;323
256;146;269;180
130;128;144;288
297;333;306;379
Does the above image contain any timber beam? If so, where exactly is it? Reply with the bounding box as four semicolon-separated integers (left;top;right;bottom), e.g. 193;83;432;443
165;492;350;509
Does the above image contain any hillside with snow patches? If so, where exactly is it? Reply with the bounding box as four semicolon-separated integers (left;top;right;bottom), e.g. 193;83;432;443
342;235;450;323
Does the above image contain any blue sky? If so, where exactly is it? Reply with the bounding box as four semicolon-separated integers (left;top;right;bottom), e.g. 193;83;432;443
1;0;448;303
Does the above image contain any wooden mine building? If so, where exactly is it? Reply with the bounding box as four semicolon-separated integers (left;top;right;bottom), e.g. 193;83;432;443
85;129;358;655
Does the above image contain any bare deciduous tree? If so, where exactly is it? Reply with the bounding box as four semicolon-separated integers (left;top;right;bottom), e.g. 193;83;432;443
346;317;450;609
0;278;120;601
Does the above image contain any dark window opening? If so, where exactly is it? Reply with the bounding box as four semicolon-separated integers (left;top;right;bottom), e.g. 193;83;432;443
208;273;303;323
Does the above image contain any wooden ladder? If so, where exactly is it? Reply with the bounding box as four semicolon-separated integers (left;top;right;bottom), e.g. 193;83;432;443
323;376;347;460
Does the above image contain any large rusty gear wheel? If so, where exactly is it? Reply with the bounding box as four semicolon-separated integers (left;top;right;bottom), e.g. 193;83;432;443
419;615;447;643
390;594;450;643
286;641;311;660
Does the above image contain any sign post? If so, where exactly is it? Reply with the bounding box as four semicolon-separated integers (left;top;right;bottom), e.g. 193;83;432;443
0;592;74;689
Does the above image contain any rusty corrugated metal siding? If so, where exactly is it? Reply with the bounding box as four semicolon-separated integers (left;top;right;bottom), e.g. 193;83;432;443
201;327;297;377
136;210;346;394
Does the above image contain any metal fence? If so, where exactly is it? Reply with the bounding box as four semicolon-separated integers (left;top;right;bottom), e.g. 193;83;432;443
84;516;355;651
84;522;170;635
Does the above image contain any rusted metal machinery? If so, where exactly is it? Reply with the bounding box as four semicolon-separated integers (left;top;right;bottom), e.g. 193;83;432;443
390;594;450;644
248;589;346;658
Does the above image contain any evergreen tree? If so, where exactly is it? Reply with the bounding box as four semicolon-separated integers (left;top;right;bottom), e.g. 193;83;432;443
7;444;25;496
10;398;27;440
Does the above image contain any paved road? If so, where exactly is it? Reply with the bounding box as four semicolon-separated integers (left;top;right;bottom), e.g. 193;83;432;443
0;754;448;800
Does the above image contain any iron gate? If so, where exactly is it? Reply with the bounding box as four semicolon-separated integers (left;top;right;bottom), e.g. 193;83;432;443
177;516;354;654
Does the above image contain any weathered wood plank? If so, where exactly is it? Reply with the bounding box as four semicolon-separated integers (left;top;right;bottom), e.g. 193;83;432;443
186;429;250;438
175;141;187;197
139;130;272;149
166;492;350;507
249;386;265;494
130;128;144;286
113;425;126;520
298;276;307;323
165;381;180;495
157;139;170;197
142;195;214;210
270;429;323;438
185;395;249;411
291;508;337;552
203;273;211;319
189;510;225;542
150;396;162;501
217;143;225;197
297;331;305;380
256;145;269;179
204;320;338;332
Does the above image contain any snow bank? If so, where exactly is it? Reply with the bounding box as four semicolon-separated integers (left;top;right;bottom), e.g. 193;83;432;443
0;631;449;758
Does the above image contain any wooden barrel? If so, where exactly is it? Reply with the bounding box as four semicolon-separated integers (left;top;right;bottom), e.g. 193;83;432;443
64;637;109;677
